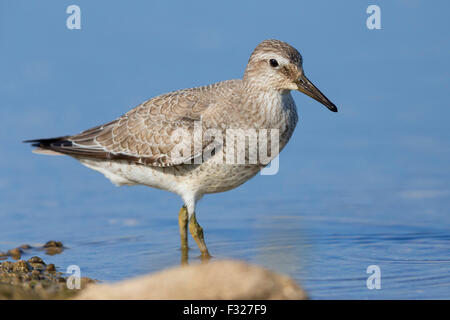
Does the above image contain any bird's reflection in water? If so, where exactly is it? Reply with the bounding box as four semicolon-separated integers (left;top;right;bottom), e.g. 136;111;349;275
253;215;309;276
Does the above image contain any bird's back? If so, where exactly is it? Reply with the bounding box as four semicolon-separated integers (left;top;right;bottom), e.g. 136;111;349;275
27;79;244;166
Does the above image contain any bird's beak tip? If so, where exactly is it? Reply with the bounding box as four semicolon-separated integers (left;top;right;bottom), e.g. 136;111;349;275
329;104;338;112
296;75;338;113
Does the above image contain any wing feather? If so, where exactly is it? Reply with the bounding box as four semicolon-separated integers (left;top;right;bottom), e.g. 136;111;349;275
29;80;241;167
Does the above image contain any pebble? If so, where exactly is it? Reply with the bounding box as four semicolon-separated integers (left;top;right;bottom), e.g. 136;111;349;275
12;260;30;273
0;241;95;299
44;241;63;248
31;270;41;279
28;256;46;265
1;261;13;271
7;248;22;259
43;241;64;256
46;264;56;272
30;263;46;271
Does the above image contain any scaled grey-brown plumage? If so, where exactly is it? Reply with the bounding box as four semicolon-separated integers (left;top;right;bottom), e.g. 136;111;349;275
26;39;337;258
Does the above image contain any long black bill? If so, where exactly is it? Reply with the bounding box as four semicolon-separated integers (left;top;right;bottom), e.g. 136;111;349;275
295;74;338;112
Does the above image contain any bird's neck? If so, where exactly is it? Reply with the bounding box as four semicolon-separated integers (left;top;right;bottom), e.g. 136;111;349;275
242;77;287;94
238;81;297;130
242;81;292;110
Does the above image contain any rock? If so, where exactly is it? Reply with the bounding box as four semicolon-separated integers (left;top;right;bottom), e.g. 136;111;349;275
57;277;66;283
28;256;46;271
12;260;29;273
0;261;13;271
31;270;41;280
43;241;63;256
19;244;32;250
30;263;46;271
75;260;307;300
0;243;96;299
43;241;63;248
28;256;45;265
7;248;22;260
46;264;56;272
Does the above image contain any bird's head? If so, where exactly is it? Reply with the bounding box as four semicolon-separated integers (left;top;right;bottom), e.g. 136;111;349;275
244;39;337;112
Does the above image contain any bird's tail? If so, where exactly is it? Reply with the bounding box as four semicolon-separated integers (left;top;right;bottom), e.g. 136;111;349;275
23;136;71;156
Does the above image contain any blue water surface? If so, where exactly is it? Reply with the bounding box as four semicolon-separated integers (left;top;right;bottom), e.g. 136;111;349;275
0;1;449;299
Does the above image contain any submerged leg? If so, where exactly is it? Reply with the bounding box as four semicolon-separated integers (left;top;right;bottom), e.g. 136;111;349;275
178;205;189;249
188;213;211;259
178;205;189;265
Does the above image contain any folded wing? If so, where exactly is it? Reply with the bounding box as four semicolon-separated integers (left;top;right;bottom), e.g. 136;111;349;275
26;83;234;167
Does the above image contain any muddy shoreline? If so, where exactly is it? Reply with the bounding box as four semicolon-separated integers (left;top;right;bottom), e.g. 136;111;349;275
1;241;307;300
0;241;95;299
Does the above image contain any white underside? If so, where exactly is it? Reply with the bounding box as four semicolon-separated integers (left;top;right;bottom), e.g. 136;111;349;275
78;158;261;218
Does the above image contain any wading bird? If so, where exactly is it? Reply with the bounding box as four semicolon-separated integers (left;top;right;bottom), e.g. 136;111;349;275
26;39;337;261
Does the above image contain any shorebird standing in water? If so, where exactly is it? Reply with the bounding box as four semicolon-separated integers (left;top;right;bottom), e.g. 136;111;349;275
26;39;337;260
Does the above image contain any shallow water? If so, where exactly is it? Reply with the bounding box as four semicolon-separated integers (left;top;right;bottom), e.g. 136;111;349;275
1;171;449;299
1;0;449;299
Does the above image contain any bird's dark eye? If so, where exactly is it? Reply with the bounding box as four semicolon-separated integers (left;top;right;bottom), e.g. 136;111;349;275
269;59;279;67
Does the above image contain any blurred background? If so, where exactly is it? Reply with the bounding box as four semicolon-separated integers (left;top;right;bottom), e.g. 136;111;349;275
0;0;449;299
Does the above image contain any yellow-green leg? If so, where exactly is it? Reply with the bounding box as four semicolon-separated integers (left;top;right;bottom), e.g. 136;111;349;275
178;206;189;265
189;213;211;260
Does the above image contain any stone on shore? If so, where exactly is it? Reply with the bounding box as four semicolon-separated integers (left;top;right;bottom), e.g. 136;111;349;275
75;259;307;300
